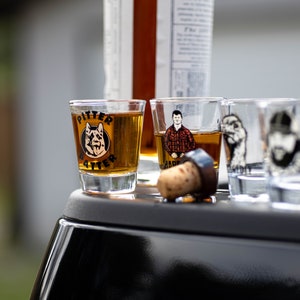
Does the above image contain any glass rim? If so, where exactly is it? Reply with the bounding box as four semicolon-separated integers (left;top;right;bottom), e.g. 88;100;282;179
150;97;224;104
221;97;300;103
69;99;146;106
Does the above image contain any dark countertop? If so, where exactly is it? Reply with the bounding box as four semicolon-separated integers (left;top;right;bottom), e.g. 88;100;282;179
63;187;300;243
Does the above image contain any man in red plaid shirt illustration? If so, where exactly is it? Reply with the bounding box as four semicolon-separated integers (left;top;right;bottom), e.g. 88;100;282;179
164;110;196;159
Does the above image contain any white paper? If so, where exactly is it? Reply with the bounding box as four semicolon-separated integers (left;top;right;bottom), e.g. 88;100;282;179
156;0;214;97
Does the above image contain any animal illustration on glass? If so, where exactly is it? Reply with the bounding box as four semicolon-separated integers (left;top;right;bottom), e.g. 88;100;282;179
222;114;247;171
82;122;109;158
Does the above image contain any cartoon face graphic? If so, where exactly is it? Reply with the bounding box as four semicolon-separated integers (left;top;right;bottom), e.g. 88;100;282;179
222;114;247;146
82;122;109;158
172;113;183;127
221;114;247;170
268;110;299;168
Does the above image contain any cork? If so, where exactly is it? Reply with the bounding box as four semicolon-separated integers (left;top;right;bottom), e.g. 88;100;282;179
157;149;217;201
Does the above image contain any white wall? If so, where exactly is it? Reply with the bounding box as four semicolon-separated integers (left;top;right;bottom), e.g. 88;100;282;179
15;0;104;248
211;0;300;98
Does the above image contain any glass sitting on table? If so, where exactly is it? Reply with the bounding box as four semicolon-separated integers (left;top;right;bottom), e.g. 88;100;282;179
70;99;146;194
150;97;223;173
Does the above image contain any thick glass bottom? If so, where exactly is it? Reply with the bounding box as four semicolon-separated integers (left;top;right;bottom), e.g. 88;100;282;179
228;170;269;203
268;176;300;207
79;172;137;194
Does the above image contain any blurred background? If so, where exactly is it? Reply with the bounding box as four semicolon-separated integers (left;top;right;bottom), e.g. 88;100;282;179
0;0;300;298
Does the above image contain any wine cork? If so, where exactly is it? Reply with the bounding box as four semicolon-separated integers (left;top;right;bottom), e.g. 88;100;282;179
157;161;202;200
157;149;217;201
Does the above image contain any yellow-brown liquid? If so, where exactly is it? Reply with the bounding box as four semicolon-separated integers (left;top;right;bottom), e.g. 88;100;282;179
155;131;222;170
72;112;144;176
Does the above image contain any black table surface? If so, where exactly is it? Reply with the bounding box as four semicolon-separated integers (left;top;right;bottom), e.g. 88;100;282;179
63;186;300;243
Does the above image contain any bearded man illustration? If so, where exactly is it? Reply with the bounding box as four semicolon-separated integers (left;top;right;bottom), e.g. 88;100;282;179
268;110;300;173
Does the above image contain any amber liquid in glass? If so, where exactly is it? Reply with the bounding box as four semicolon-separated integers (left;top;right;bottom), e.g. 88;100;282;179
72;112;144;176
155;131;222;170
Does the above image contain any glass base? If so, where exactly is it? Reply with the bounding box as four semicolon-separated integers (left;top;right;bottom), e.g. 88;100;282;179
268;176;300;205
137;154;160;187
230;194;270;204
79;172;137;194
228;171;269;203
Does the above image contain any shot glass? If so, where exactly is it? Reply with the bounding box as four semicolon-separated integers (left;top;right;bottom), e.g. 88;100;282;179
150;97;223;174
258;98;300;208
69;99;146;194
220;98;269;202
